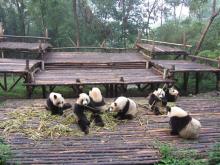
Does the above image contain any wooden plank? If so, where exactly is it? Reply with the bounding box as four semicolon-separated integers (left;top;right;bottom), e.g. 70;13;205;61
0;96;220;164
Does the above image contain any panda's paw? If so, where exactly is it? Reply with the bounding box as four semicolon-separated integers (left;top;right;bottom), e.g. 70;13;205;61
170;130;178;135
84;127;89;135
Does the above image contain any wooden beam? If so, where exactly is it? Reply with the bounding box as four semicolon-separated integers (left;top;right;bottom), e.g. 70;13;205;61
8;75;23;91
3;73;7;91
141;39;192;48
2;34;51;40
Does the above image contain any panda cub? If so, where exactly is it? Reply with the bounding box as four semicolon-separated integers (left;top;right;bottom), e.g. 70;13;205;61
148;88;167;115
88;87;105;127
108;96;138;120
74;93;91;134
167;106;201;139
46;92;72;115
164;85;179;102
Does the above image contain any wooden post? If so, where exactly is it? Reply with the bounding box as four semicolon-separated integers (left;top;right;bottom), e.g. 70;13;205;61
41;61;45;70
195;72;200;94
114;85;118;97
105;85;109;98
26;59;30;71
109;84;114;97
3;73;7;91
163;68;168;79
42;86;47;98
45;28;48;39
217;58;220;90
183;72;189;92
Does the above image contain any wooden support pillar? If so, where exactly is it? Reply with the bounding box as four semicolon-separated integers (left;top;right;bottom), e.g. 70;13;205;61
216;72;220;91
183;72;189;92
41;61;45;70
195;72;200;94
104;85;109;98
42;86;47;98
114;85;118;97
109;84;114;97
3;73;7;91
1;51;4;58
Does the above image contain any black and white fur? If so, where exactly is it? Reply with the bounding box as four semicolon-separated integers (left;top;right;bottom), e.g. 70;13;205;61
88;87;105;127
148;88;167;115
108;96;138;120
164;85;179;102
46;92;72;115
74;93;91;134
167;106;201;139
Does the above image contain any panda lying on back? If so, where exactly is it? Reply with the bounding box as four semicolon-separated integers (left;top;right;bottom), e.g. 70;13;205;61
108;96;138;120
46;92;72;115
167;106;201;139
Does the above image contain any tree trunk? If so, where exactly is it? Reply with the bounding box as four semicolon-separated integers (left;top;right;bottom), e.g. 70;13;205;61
195;0;220;55
73;0;80;47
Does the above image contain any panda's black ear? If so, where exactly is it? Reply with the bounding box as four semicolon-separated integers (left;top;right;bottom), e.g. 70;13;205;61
114;102;117;106
166;106;171;112
54;95;57;99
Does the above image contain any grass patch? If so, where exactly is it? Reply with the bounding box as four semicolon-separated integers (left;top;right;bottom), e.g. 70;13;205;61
208;143;220;165
0;138;12;165
0;106;119;140
156;142;207;165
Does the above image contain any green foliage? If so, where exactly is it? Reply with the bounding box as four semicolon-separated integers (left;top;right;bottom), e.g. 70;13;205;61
157;143;207;165
0;138;12;165
208;143;220;165
198;50;220;59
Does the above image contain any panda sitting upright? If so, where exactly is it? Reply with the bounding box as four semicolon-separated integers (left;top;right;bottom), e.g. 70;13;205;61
74;93;91;134
88;87;105;127
148;88;167;115
108;96;138;120
166;106;201;139
164;85;179;102
46;92;72;115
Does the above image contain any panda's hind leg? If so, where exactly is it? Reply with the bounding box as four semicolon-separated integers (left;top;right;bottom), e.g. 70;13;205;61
118;114;134;120
91;113;105;127
78;118;90;134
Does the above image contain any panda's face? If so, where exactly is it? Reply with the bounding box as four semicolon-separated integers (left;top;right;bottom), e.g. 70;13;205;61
153;88;165;99
77;93;90;106
169;87;179;96
50;93;65;108
108;102;118;112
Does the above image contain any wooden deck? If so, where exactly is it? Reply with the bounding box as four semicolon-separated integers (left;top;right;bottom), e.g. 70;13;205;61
1;95;220;164
136;43;188;56
0;58;41;73
44;52;147;69
0;42;51;52
150;60;220;72
27;68;171;86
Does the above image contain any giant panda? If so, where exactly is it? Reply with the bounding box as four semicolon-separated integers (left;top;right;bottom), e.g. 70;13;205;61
164;85;179;102
166;106;201;139
46;92;72;115
74;93;91;134
108;96;138;120
88;87;105;127
148;88;167;115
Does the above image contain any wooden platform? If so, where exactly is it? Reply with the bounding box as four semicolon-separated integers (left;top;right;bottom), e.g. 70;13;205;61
28;68;171;86
150;60;220;72
0;42;51;52
1;95;220;164
44;52;147;69
0;58;41;73
136;43;188;56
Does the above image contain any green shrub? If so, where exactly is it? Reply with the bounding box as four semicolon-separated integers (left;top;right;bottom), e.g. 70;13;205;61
208;143;220;165
157;143;207;165
0;138;12;165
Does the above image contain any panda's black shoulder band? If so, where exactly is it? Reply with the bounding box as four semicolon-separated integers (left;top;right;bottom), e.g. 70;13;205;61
121;99;130;115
